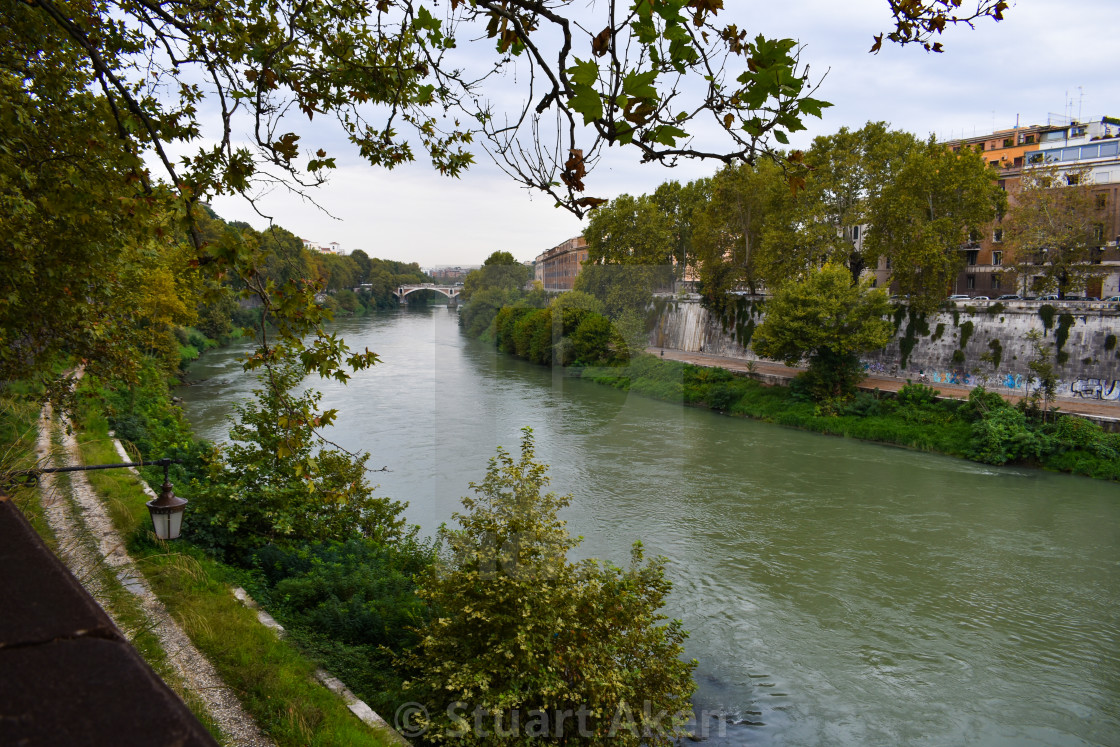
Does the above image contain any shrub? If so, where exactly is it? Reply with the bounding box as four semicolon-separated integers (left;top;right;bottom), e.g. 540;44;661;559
968;407;1048;465
958;386;1009;422
570;313;617;365
399;430;695;745
840;391;885;417
1048;415;1117;460
706;383;740;412
896;382;940;407
958;320;975;349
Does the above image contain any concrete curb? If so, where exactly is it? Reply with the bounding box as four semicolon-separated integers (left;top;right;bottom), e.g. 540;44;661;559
229;586;408;744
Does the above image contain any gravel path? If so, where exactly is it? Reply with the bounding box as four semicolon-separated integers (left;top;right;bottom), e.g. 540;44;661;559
35;405;274;747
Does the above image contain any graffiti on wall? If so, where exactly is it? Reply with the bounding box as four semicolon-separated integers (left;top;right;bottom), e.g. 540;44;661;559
860;360;1120;403
1070;378;1120;401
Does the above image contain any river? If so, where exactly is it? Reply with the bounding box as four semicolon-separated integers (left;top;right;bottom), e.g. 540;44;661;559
179;308;1120;746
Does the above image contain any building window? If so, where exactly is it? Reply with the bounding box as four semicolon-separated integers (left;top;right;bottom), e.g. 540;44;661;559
966;250;979;266
976;143;985;151
1066;173;1081;186
968;229;980;243
1024;134;1035;144
990;159;1000;167
992;275;1002;290
967;276;976;289
1097;193;1108;209
1003;138;1014;148
993;229;1003;243
1095;224;1106;244
993;251;1003;266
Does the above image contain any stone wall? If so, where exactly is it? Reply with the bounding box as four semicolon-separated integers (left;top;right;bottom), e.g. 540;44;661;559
650;296;1120;402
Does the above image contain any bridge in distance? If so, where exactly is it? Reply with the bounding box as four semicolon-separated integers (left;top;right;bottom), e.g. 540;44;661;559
393;283;462;303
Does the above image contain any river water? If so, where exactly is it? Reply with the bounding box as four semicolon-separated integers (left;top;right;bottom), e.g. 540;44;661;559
179;308;1120;746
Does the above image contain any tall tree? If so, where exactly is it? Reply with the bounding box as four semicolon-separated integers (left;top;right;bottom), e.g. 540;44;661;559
584;193;674;271
1002;165;1106;297
752;264;892;401
579;193;675;337
692;160;784;308
0;6;200;391
758;123;918;288
864;139;1005;310
650;179;707;283
461;251;532;302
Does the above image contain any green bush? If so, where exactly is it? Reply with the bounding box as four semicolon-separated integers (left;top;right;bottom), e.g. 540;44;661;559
334;288;360;313
968;407;1049;465
958;385;1009;422
896;382;940;407
249;537;435;714
527;308;555;364
840;391;886;417
705;383;740;412
1047;415;1118;460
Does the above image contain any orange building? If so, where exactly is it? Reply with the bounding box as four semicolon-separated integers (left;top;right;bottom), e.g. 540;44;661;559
942;117;1120;298
534;236;589;291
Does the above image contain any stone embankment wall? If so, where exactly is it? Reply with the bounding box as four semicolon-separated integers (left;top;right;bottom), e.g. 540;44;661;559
650;296;1120;403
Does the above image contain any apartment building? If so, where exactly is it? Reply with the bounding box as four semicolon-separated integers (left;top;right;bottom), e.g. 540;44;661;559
534;236;589;291
945;116;1120;298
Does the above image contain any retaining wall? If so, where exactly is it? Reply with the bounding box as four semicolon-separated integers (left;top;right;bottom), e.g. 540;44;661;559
650;296;1120;403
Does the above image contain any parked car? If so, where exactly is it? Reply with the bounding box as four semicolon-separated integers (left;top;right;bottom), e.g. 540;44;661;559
972;296;990;301
1104;296;1120;302
946;294;970;301
1037;294;1060;301
995;294;1022;301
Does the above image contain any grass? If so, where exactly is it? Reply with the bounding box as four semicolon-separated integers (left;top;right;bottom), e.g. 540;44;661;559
1;394;56;544
65;415;404;747
575;354;1119;479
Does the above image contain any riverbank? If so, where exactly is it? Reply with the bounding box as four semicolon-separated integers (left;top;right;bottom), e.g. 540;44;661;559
567;351;1120;481
650;347;1120;431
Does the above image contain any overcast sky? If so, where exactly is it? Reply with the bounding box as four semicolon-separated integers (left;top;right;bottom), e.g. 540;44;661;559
207;0;1120;268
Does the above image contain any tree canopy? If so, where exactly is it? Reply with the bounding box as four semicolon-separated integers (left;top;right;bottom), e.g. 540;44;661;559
2;0;1010;397
751;263;892;400
865;138;1005;310
1002;165;1106;298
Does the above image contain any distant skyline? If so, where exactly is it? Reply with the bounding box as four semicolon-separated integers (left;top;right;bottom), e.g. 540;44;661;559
208;0;1120;266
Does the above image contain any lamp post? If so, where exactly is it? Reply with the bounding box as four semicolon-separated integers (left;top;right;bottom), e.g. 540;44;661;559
145;461;188;540
3;458;187;539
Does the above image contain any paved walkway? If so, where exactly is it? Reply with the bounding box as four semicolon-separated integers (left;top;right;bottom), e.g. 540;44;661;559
648;347;1120;421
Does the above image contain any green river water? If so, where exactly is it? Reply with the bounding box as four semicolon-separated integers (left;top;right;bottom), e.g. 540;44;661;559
178;308;1120;746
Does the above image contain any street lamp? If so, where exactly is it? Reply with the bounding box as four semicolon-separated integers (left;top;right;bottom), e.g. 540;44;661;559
145;460;188;540
3;457;186;539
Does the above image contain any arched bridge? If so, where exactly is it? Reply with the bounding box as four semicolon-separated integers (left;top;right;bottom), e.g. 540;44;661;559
393;283;462;303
